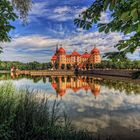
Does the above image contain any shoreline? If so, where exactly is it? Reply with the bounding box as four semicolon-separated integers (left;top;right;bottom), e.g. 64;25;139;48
1;69;140;80
77;69;140;78
16;69;140;78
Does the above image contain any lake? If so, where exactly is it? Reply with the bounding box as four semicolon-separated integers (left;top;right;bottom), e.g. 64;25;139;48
0;73;140;139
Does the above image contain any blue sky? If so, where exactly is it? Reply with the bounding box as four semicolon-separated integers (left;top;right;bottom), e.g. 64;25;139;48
1;0;139;62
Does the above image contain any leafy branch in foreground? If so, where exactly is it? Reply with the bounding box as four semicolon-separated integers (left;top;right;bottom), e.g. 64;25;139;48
0;0;32;44
11;0;32;22
103;51;128;61
74;0;140;56
0;0;17;42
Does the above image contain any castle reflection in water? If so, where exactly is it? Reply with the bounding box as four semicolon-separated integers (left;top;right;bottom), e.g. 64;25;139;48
10;72;140;96
10;72;101;98
49;76;101;98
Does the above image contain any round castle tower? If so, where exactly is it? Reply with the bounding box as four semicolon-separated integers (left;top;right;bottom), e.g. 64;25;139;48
89;46;101;64
57;44;66;68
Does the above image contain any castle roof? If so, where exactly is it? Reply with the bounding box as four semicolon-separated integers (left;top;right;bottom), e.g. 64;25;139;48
51;55;57;60
71;50;81;56
66;55;71;58
82;52;90;58
58;47;66;54
91;47;100;55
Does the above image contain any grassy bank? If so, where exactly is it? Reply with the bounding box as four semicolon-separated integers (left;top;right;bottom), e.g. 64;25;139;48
0;82;97;140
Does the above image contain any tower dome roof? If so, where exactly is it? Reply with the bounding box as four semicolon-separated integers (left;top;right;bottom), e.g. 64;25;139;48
91;47;100;54
58;47;66;54
51;55;57;60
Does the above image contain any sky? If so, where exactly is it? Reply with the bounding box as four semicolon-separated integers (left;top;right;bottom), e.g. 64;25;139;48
0;0;139;62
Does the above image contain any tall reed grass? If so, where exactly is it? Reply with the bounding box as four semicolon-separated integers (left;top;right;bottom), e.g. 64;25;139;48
0;82;96;140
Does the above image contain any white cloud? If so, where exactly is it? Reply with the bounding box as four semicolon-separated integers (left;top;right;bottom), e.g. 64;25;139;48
2;35;58;49
99;12;111;23
0;31;124;62
1;31;139;62
30;3;47;15
49;6;87;21
29;2;48;22
127;50;140;60
54;6;71;14
29;3;88;22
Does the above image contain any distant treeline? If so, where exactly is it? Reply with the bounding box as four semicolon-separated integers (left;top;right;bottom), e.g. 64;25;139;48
0;60;140;71
0;61;53;70
94;60;140;70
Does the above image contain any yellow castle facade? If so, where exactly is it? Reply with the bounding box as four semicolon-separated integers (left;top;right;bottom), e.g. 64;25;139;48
51;45;101;69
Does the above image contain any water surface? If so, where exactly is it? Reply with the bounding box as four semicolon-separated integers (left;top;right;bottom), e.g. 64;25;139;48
0;73;140;139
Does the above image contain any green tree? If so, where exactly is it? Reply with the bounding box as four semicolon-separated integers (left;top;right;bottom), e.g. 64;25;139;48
0;0;32;44
27;61;41;70
75;0;140;57
93;60;140;70
0;0;17;43
11;0;32;22
42;63;48;70
48;62;53;70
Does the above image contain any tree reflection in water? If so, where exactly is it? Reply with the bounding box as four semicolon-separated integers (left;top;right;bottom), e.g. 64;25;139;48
48;76;140;97
1;73;140;96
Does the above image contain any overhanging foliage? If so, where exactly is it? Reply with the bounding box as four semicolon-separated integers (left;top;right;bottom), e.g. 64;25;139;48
75;0;140;57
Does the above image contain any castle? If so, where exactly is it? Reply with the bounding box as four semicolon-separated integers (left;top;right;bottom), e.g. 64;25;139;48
51;45;101;69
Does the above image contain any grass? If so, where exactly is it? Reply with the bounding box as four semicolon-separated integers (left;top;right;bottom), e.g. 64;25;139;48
0;82;98;140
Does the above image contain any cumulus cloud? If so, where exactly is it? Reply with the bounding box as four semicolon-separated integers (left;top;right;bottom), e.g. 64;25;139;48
2;31;139;62
45;6;87;22
99;12;111;23
1;31;123;62
29;2;109;23
30;2;47;15
53;6;71;14
1;1;139;62
29;2;87;22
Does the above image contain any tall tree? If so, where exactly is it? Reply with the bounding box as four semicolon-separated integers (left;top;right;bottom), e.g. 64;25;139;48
0;0;17;43
74;0;140;58
0;0;32;43
11;0;32;22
